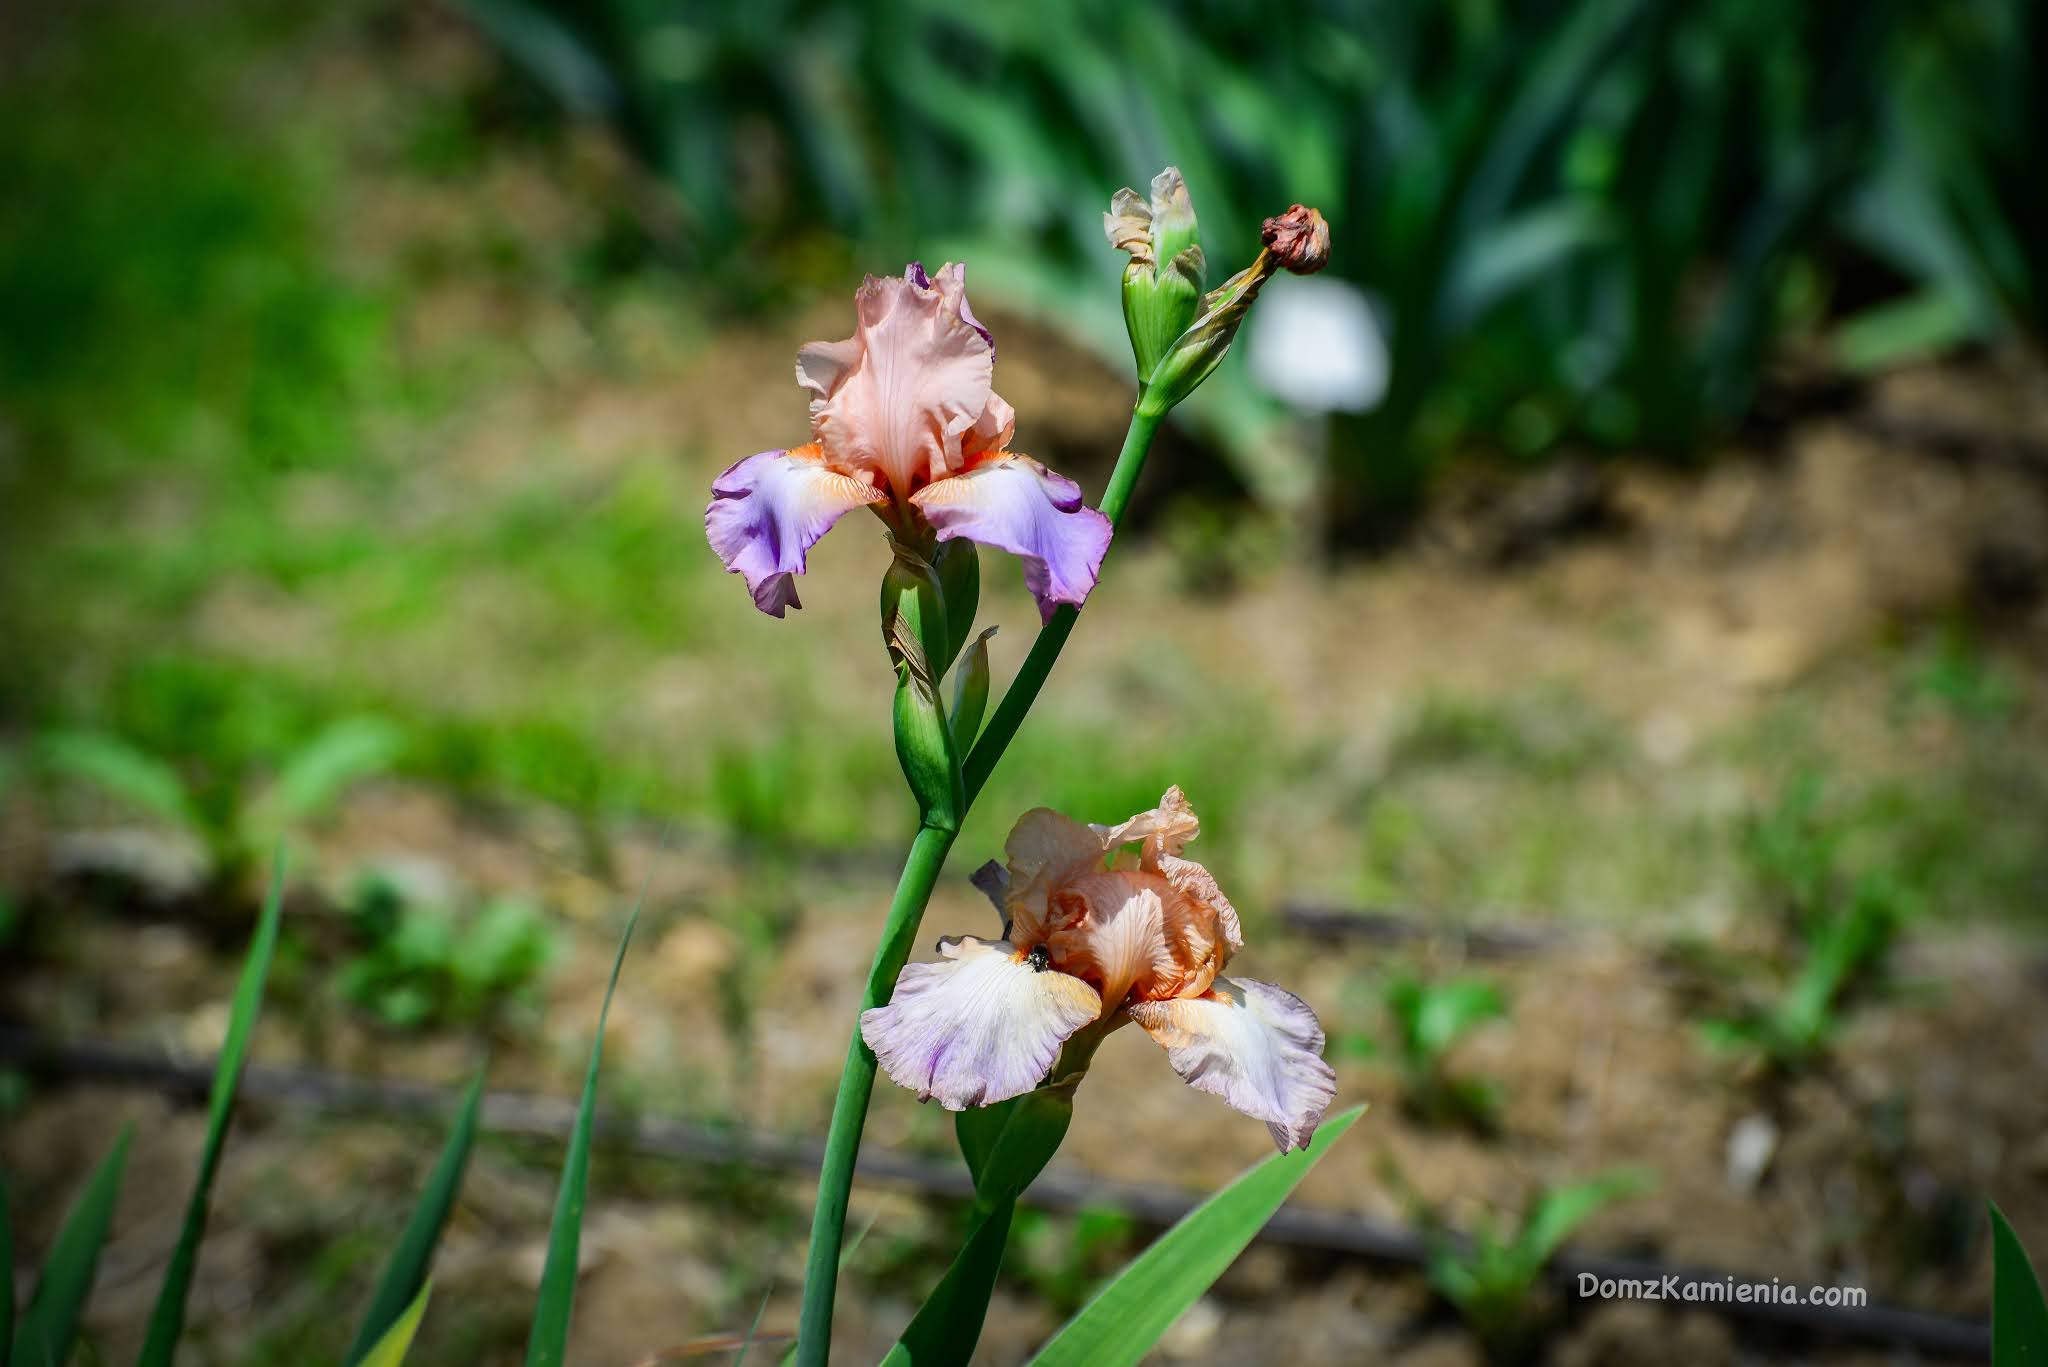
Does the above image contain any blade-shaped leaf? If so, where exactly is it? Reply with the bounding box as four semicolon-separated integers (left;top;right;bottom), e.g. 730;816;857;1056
245;718;402;839
1030;1104;1365;1367
37;732;197;832
11;1125;133;1367
1518;1169;1652;1268
345;1067;486;1365
2;1173;13;1367
524;900;642;1366
136;848;288;1367
356;1279;432;1367
1993;1202;2048;1366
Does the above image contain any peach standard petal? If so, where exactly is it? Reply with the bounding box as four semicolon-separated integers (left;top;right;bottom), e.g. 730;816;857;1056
800;263;995;499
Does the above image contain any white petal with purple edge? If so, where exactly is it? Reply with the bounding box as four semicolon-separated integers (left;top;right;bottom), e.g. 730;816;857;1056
861;936;1101;1110
910;455;1113;622
705;447;882;616
1128;977;1337;1152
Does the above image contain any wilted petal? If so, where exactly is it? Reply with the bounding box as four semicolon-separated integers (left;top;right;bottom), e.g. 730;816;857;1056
1092;789;1241;960
1094;785;1200;862
705;444;883;616
800;262;994;498
911;455;1112;622
1128;977;1337;1152
861;936;1101;1110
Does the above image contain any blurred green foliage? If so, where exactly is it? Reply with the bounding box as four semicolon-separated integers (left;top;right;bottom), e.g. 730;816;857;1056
36;720;401;894
341;874;561;1031
1418;1169;1653;1359
1340;970;1511;1133
462;0;2045;514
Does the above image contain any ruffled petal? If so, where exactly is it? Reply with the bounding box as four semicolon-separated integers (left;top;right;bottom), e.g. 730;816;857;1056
1093;788;1241;961
1041;871;1183;1010
910;455;1113;622
1094;785;1200;863
861;936;1101;1110
799;262;995;498
1128;977;1338;1152
705;444;883;616
1003;808;1109;945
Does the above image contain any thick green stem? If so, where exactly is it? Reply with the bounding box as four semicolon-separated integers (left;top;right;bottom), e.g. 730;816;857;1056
795;399;1168;1364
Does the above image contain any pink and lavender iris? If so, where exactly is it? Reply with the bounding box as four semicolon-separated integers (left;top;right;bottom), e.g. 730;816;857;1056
861;788;1339;1153
705;263;1113;621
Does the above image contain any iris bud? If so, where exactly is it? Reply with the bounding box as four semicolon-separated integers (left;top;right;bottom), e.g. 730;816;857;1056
1136;200;1334;418
881;544;964;831
1105;167;1207;389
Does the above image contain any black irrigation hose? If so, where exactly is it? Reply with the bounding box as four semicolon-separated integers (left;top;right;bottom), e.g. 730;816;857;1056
0;1030;1990;1361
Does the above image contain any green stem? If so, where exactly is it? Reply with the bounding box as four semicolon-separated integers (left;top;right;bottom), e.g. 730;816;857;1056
796;822;957;1363
963;402;1165;804
795;398;1168;1364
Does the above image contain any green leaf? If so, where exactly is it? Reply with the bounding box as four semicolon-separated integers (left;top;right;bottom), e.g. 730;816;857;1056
523;899;641;1366
1835;288;1980;372
1993;1202;2048;1366
1031;1104;1365;1367
1517;1170;1651;1268
878;1205;1017;1367
345;1067;486;1365
355;1279;432;1367
887;1086;1080;1366
12;1125;133;1367
245;718;402;839
37;731;198;832
948;628;997;754
1;1174;12;1367
955;1100;1016;1195
136;848;288;1367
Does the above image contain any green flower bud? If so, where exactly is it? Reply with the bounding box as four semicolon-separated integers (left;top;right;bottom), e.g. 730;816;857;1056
1105;167;1208;388
881;544;964;830
931;537;981;675
1137;203;1334;418
949;626;996;752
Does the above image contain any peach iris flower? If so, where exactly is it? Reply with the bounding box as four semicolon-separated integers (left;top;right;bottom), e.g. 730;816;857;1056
705;263;1112;621
861;788;1338;1152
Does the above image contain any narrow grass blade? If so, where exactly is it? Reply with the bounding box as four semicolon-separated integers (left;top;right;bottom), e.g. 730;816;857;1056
344;1066;487;1365
523;900;642;1366
355;1279;431;1367
135;848;287;1367
1993;1202;2048;1365
2;1174;13;1367
731;1290;771;1367
11;1124;133;1367
1030;1104;1366;1367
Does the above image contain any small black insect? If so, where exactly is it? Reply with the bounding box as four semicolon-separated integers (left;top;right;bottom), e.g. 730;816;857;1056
1025;943;1051;972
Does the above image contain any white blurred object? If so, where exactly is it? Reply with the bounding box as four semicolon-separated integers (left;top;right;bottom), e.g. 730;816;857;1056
1246;275;1387;414
1726;1112;1780;1192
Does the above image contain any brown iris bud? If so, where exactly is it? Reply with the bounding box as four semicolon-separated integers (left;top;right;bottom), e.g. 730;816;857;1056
1260;205;1330;275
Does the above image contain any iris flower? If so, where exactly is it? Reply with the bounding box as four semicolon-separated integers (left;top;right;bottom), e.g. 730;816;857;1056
706;263;1113;621
862;788;1338;1152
